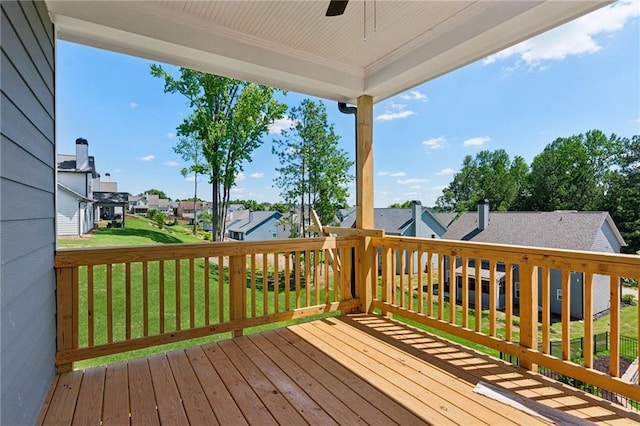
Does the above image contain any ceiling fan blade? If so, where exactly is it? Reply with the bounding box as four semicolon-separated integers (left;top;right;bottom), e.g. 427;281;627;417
326;0;348;17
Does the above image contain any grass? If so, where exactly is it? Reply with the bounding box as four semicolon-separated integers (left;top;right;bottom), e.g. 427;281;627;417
550;304;639;340
57;216;203;248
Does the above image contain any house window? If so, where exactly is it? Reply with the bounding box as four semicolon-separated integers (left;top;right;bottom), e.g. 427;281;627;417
557;289;562;301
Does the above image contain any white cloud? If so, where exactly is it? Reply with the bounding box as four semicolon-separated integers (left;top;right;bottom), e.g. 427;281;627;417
390;172;406;177
164;161;180;167
410;185;421;190
432;185;447;192
269;116;297;134
249;172;264;179
230;188;245;194
422;136;448;149
377;171;390;176
129;101;138;108
463;136;491;147
390;102;408;110
436;168;455;175
376;110;416;121
400;90;428;102
185;175;200;183
397;178;428;184
140;155;155;161
236;172;246;182
167;132;175;139
484;0;640;70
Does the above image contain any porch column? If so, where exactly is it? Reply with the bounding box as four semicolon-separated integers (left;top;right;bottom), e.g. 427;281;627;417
356;95;374;229
356;95;374;313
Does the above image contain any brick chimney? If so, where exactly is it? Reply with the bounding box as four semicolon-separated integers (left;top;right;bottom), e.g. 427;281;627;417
478;199;489;230
75;138;89;170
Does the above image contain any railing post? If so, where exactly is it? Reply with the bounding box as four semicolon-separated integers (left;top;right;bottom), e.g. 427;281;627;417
56;266;78;373
229;255;246;337
358;236;374;313
519;263;538;371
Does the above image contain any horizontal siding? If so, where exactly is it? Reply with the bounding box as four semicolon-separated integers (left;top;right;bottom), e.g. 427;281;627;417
57;190;80;236
1;94;54;161
592;274;610;315
58;171;88;196
1;135;54;193
0;1;56;424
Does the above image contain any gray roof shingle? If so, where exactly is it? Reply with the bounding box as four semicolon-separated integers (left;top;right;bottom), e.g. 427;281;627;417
442;211;623;251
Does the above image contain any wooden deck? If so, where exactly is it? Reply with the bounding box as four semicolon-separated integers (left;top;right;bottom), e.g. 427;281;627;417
38;315;640;425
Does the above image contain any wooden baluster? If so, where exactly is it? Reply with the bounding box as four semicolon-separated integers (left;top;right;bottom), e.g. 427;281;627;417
218;256;224;323
305;250;311;307
87;265;94;346
56;266;77;373
407;251;414;311
263;252;269;315
461;256;468;328
332;248;339;303
204;258;210;325
314;250;320;306
610;275;620;377
427;253;433;317
399;250;405;308
274;252;280;313
285;252;291;311
251;254;256;317
449;255;456;324
540;267;550;354
561;269;570;360
175;259;181;331
474;259;481;333
324;249;330;304
505;263;513;342
489;260;495;336
583;273;593;368
142;261;148;337
125;262;132;340
438;254;444;321
189;258;195;328
159;260;165;334
295;251;302;308
417;251;424;314
106;263;113;343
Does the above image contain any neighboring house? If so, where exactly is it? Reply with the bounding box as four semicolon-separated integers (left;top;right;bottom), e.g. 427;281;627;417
177;201;210;222
342;201;448;273
227;211;283;241
129;193;171;216
93;191;129;227
442;200;626;319
56;138;99;236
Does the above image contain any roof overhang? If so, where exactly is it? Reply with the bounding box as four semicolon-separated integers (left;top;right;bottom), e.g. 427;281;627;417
46;1;610;104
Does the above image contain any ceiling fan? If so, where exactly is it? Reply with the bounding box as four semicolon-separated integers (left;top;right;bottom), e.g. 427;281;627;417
325;0;349;17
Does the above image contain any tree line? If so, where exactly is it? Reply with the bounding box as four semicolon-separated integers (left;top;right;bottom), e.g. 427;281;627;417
435;130;639;253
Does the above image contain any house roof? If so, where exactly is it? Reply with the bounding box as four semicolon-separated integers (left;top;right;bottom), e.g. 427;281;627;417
93;191;129;204
227;211;283;234
45;1;607;104
57;182;91;202
57;154;98;178
342;207;447;236
442;211;626;251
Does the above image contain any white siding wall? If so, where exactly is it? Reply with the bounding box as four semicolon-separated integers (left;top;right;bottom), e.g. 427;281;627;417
57;189;80;236
1;1;57;424
58;170;87;195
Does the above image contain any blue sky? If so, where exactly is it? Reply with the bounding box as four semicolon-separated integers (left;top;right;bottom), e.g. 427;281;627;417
56;1;640;207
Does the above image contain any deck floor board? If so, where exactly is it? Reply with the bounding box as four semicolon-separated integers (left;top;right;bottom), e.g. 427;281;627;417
38;315;640;425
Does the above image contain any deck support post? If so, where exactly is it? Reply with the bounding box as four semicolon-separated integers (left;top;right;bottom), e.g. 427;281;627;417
229;255;246;337
356;95;374;312
519;263;538;371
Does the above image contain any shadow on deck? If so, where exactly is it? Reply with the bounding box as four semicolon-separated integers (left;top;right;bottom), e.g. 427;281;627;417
38;314;640;425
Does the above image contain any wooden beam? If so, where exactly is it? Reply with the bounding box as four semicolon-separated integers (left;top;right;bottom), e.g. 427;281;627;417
356;95;373;229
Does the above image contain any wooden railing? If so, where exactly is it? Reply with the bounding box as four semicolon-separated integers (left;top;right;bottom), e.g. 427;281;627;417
369;236;640;401
55;237;360;371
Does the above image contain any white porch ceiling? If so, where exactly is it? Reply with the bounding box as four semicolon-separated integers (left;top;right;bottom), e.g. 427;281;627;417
46;1;609;104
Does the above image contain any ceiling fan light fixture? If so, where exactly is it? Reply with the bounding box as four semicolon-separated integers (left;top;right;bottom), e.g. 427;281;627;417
326;0;349;17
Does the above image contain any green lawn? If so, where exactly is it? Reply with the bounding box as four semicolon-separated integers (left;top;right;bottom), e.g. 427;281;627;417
57;216;203;248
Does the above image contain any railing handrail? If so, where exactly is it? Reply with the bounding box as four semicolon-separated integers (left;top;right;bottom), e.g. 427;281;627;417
56;236;361;267
373;235;640;277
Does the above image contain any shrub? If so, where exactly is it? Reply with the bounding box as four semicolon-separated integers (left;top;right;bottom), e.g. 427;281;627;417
622;294;637;306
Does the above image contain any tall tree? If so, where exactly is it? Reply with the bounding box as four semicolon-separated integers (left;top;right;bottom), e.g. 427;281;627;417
138;188;170;200
602;135;640;253
525;131;623;211
151;65;287;240
436;149;528;212
273;100;353;235
173;134;207;233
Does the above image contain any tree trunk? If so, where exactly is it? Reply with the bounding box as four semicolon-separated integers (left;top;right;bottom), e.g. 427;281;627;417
212;175;219;241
